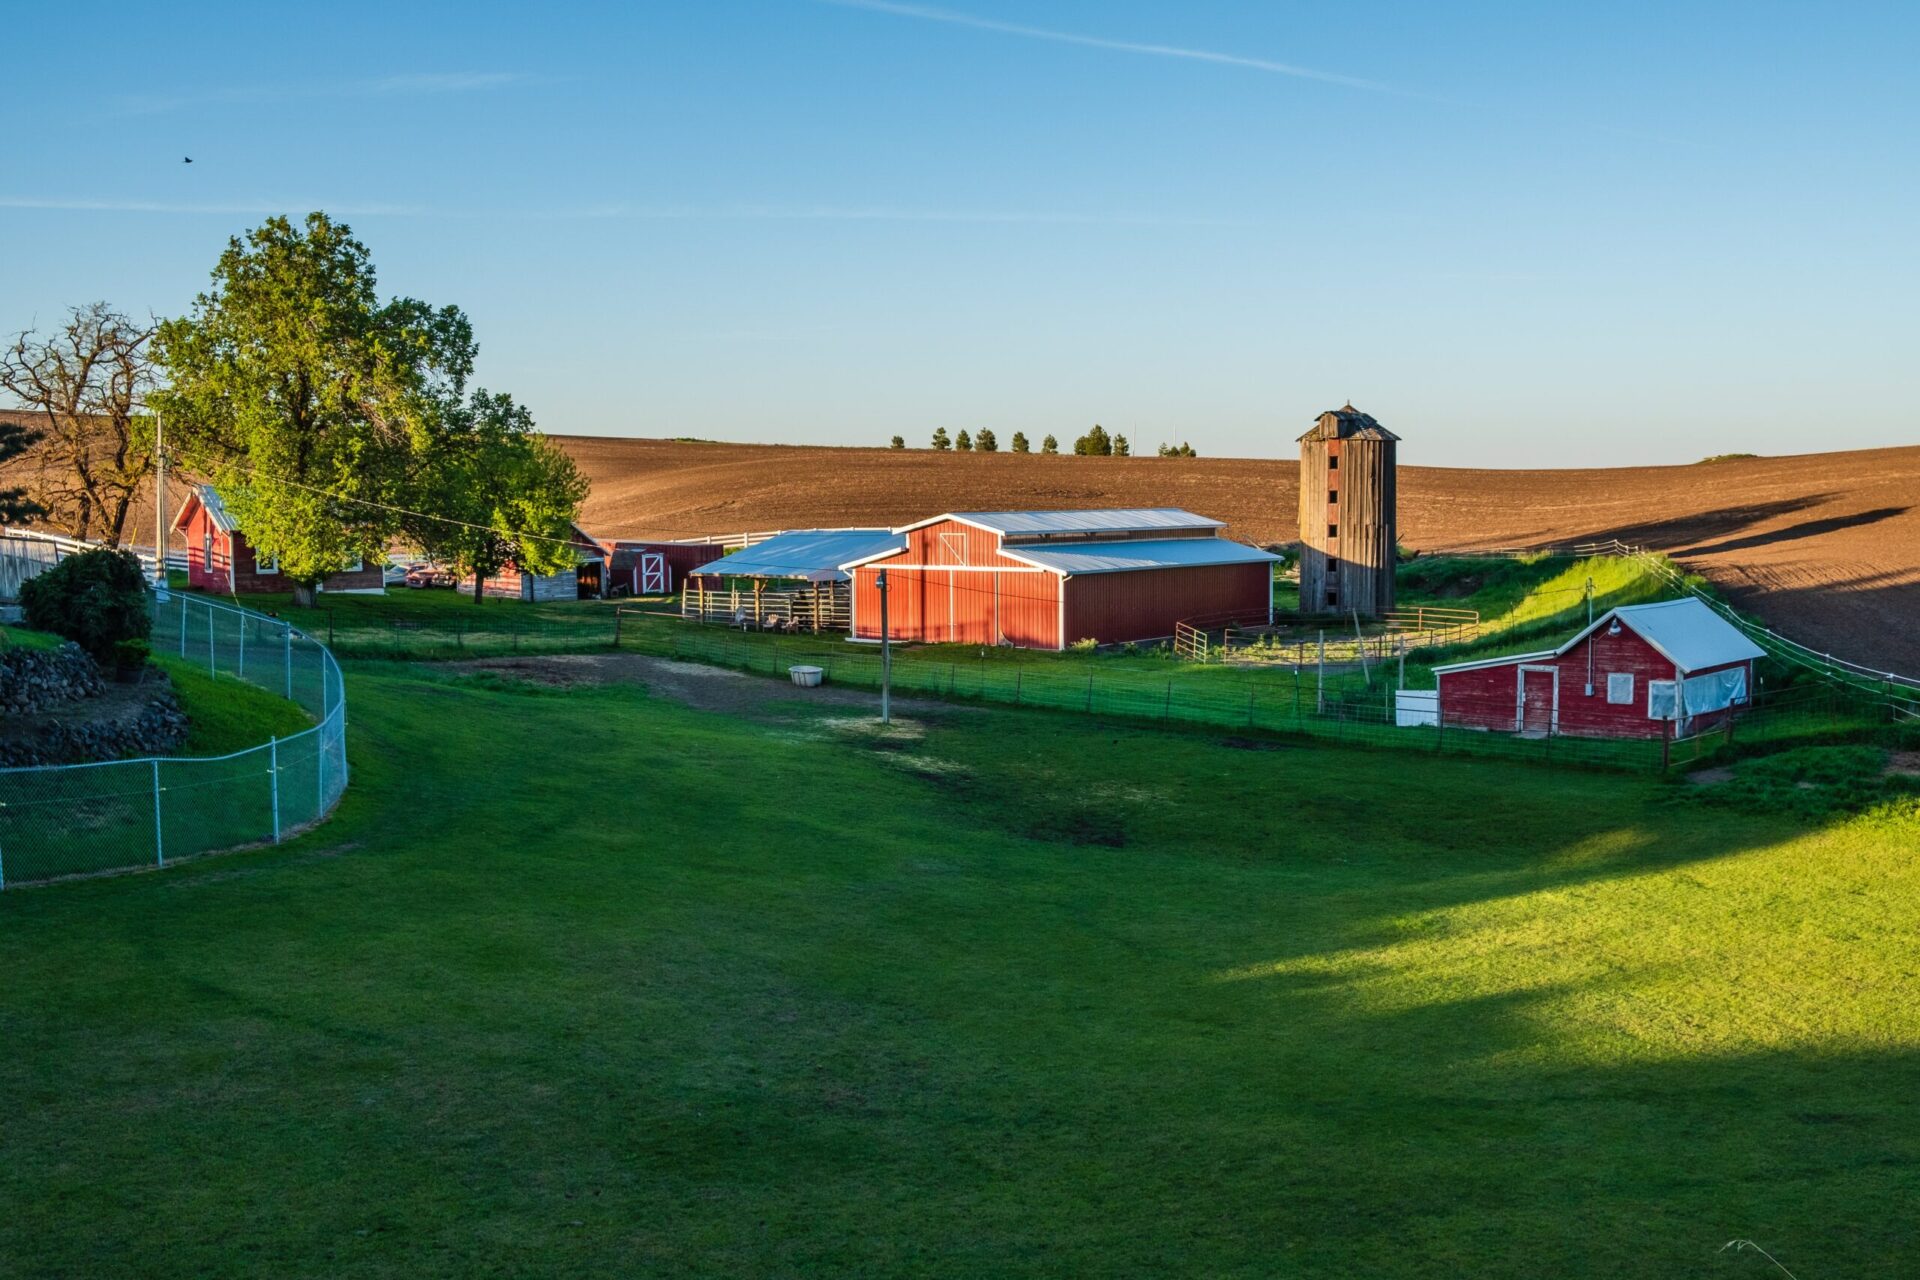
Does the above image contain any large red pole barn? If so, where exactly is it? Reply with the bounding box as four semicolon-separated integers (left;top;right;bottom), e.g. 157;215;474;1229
1431;598;1766;739
846;509;1277;650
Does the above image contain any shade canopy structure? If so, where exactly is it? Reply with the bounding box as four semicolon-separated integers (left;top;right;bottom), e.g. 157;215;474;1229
688;529;904;584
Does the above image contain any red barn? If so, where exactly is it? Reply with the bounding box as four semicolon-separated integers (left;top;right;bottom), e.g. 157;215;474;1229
461;522;606;601
173;485;384;595
596;538;729;596
1431;598;1767;739
847;509;1277;650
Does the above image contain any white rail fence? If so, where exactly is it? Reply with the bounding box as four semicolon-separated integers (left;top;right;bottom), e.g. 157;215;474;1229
0;591;348;888
0;529;188;603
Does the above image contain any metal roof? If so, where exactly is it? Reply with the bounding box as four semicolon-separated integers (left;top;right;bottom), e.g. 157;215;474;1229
943;508;1223;538
179;484;239;534
1433;597;1767;676
1008;537;1279;576
1575;598;1767;672
688;528;903;583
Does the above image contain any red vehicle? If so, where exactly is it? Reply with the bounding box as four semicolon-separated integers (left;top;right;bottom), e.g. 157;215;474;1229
403;563;457;589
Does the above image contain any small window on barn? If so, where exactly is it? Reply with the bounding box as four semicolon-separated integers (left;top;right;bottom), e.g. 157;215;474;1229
257;550;279;573
1328;455;1339;471
1328;489;1338;504
1647;680;1679;720
1327;523;1338;538
1326;588;1339;607
1606;672;1633;704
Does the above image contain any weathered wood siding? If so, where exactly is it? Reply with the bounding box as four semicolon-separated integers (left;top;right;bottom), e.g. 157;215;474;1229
1298;433;1396;619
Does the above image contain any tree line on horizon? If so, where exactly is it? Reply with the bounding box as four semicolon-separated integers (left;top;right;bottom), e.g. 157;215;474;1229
1;213;586;606
886;424;1198;457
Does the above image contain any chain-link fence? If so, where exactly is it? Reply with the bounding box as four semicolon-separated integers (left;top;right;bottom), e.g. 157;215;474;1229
637;624;1899;774
0;591;347;888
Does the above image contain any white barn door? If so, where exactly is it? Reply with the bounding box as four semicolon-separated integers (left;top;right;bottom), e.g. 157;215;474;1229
640;552;668;594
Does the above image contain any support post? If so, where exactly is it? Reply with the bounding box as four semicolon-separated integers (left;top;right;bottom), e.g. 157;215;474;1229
238;617;246;679
153;759;164;866
270;736;282;842
179;595;188;656
1317;631;1326;714
878;570;892;725
284;626;292;699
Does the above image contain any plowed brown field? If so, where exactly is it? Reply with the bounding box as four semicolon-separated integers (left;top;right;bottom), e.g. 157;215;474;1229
561;436;1920;675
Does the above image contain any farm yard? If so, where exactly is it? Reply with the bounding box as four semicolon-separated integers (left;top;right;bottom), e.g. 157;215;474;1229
2;634;1918;1276
557;436;1920;674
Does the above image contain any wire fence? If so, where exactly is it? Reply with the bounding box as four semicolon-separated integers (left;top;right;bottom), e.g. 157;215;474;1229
635;624;1899;773
0;591;347;888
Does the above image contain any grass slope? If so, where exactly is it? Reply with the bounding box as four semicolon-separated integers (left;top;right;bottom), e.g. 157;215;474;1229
0;663;1915;1277
156;654;315;755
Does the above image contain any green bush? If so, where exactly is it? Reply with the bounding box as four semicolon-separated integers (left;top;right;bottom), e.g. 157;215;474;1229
19;548;152;663
111;637;152;680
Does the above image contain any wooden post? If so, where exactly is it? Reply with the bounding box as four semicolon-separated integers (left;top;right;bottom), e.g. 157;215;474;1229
1317;631;1325;714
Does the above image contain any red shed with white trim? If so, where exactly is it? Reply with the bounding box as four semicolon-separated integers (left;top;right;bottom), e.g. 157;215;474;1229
846;509;1277;650
1431;598;1766;739
172;485;383;595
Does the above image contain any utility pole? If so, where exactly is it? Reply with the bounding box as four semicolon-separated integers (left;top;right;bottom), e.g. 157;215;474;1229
152;410;167;586
878;570;892;725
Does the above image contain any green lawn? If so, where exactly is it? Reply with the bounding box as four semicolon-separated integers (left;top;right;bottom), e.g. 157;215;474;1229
157;654;315;755
0;659;1916;1276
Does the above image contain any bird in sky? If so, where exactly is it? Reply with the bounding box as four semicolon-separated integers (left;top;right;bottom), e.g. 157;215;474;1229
182;156;192;164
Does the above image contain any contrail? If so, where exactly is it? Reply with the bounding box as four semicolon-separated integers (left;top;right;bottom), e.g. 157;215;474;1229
817;0;1411;96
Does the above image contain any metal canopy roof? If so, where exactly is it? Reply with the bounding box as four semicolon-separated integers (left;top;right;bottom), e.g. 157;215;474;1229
688;529;903;583
1008;537;1279;576
946;508;1223;538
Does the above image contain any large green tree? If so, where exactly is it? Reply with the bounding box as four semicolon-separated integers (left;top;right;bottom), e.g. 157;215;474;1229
407;390;589;603
154;213;475;605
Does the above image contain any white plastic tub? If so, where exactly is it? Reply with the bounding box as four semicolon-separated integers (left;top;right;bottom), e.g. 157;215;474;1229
789;665;824;688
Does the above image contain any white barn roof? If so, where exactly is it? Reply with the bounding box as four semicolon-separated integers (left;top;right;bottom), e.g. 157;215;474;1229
1582;598;1767;672
1433;597;1767;677
937;508;1223;538
1008;538;1279;576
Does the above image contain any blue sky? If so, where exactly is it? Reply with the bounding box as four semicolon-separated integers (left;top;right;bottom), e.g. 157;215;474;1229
3;1;1914;466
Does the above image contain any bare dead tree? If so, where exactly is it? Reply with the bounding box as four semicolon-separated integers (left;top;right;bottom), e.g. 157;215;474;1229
0;303;159;544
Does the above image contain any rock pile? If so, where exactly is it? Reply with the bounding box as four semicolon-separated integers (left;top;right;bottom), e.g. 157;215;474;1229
0;641;190;767
0;641;106;714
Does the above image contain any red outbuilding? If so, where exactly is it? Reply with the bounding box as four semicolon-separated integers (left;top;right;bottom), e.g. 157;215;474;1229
846;509;1277;650
173;485;384;595
595;538;729;597
1431;598;1767;739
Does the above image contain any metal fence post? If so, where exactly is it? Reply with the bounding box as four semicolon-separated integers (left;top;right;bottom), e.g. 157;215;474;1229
284;626;292;699
207;602;215;674
238;616;247;679
179;594;188;656
270;736;282;842
152;759;164;866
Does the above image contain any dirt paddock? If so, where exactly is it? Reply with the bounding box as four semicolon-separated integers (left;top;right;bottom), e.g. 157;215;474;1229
445;652;956;722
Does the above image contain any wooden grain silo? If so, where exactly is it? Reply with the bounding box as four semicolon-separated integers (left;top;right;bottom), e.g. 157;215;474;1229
1297;404;1398;618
